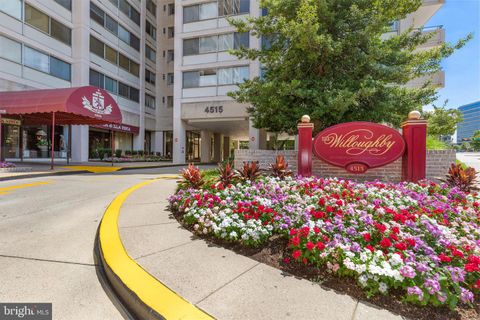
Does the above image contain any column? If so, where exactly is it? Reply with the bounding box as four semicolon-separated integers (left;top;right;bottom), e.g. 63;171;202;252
297;115;314;177
200;130;212;163
213;133;222;162
248;118;267;150
172;1;185;164
134;0;147;151
70;1;91;162
154;131;164;155
223;136;230;160
401;111;427;182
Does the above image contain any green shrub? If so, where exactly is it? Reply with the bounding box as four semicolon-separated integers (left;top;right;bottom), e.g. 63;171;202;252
426;135;448;150
115;149;122;158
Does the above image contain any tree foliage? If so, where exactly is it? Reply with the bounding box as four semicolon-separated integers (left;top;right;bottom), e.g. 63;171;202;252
424;103;463;138
228;0;471;134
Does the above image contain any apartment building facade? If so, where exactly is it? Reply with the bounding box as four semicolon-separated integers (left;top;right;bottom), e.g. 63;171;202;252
0;0;168;162
170;0;446;164
0;0;445;163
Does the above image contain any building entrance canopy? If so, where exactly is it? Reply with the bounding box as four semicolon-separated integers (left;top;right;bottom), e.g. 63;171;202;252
0;86;122;168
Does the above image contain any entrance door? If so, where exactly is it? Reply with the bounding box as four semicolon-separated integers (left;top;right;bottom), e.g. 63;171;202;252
186;130;200;162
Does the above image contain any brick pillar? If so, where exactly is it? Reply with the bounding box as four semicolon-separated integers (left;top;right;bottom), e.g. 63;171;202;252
402;111;427;182
297;115;314;177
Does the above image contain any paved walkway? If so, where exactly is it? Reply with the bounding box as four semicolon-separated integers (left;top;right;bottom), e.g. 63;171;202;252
118;179;405;320
0;161;178;180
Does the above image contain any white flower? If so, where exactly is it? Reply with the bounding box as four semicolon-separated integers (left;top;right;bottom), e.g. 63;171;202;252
379;282;388;293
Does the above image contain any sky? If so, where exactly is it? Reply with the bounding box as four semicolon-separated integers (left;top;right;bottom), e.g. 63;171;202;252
424;0;480;111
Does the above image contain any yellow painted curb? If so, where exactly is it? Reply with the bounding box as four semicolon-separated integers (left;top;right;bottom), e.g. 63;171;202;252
99;175;213;320
0;181;52;195
62;166;122;173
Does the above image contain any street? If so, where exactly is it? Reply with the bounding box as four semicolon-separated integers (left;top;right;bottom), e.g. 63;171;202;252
0;167;203;320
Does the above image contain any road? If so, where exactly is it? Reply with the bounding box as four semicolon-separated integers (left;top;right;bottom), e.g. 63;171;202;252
0;166;212;320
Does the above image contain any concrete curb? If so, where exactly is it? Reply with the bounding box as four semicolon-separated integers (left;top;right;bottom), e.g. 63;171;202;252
97;177;213;320
0;170;91;182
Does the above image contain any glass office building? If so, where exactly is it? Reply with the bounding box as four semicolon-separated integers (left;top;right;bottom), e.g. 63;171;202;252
457;101;480;143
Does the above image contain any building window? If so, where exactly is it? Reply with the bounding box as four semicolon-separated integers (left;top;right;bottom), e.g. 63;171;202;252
168;3;175;15
163;131;173;158
145;94;156;110
167;50;174;62
166;96;173;108
218;0;249;16
25;4;72;46
183;66;248;88
167;73;174;85
25;4;49;33
183;32;249;56
90;36;139;77
54;0;72;10
145;69;156;85
167;27;174;38
146;20;157;40
183;2;217;23
90;2;139;51
50;56;71;81
0;35;22;64
0;0;22;19
146;0;156;17
218;66;249;85
118;0;140;25
145;45;156;62
90;3;105;25
91;69;139;102
24;46;71;81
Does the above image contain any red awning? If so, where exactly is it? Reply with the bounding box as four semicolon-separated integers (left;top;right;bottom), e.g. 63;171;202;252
0;86;122;125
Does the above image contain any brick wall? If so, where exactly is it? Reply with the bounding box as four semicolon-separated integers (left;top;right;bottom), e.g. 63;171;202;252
234;149;456;182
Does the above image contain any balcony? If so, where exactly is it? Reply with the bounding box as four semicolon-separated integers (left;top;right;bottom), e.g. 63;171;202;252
418;25;445;48
406;70;445;88
412;0;445;28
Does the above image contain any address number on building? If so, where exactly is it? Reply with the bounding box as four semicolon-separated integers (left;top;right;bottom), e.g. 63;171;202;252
204;106;223;114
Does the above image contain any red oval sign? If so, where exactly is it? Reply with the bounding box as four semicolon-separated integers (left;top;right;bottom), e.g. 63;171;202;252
313;122;405;173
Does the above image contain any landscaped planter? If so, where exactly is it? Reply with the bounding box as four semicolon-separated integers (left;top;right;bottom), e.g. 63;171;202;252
169;174;480;319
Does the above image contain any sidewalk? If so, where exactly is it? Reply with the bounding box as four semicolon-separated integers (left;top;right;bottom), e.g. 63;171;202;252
0;161;178;181
115;178;405;320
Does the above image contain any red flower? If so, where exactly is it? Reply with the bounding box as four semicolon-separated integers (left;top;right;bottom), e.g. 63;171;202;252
362;233;371;242
467;255;480;265
439;254;452;263
375;223;386;233
474;279;480;290
289;229;297;236
326;206;334;213
465;263;480;273
390;233;398;241
366;245;375;252
391;226;400;234
316;241;326;251
283;257;290;264
452;248;464;258
394;242;407;251
312;211;325;219
406;238;416;247
306;241;315;251
291;236;300;247
313;226;321;234
292;250;302;259
300;226;310;237
380;237;392;248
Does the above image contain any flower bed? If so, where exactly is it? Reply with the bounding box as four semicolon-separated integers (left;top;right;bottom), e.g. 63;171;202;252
0;161;15;168
169;175;480;313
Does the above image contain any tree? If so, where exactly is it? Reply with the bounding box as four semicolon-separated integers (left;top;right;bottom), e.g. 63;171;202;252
471;131;480;151
228;0;471;134
424;102;463;138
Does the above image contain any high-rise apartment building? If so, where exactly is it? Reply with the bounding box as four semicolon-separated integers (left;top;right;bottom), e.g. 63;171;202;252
0;0;445;164
171;0;446;164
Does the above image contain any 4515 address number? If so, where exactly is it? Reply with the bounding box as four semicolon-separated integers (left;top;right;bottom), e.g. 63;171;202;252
204;106;223;113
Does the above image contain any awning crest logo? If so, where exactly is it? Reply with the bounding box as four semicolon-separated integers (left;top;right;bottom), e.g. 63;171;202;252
82;90;112;115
